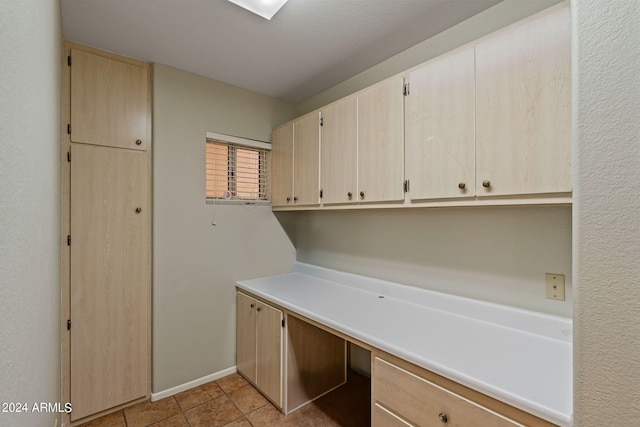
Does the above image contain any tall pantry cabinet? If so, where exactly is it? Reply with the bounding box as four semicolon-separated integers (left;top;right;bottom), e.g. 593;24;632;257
61;42;152;424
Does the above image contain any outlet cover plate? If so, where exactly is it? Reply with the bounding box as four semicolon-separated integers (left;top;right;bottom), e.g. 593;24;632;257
545;273;565;301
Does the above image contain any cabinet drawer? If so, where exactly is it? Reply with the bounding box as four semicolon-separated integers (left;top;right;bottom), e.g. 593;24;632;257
373;403;415;427
373;357;522;427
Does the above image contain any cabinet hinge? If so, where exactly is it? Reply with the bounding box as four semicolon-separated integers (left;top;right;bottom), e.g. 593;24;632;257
320;189;323;199
403;82;410;96
67;151;71;162
403;179;410;193
67;56;71;67
67;235;71;246
320;117;324;127
67;319;71;330
67;123;71;134
281;319;285;328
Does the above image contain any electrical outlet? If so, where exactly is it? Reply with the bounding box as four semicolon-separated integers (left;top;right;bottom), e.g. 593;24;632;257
545;273;565;301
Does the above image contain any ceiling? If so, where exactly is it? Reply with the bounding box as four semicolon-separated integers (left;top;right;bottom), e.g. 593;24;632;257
61;0;501;104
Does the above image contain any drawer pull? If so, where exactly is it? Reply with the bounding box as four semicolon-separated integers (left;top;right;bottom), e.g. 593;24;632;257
438;412;448;423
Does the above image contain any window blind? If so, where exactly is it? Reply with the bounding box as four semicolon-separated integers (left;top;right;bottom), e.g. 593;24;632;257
206;138;270;201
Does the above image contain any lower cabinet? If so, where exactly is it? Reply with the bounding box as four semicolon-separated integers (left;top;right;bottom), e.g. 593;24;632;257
372;354;557;427
236;290;347;414
236;292;283;408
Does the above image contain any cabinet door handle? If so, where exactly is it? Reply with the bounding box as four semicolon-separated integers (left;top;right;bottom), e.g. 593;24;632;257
482;180;491;188
360;191;365;199
135;139;142;146
347;192;352;199
286;197;291;202
135;207;142;214
438;412;448;423
458;182;466;189
256;307;262;312
293;196;298;202
250;304;255;308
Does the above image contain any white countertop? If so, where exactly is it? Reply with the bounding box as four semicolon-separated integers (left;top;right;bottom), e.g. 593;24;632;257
237;262;572;426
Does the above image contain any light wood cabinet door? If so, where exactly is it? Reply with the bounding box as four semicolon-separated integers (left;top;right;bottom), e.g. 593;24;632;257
70;49;148;151
405;47;476;200
320;96;358;204
271;123;294;207
256;302;283;408
358;76;405;203
475;6;571;196
236;292;283;408
236;293;258;384
70;144;149;421
293;112;320;206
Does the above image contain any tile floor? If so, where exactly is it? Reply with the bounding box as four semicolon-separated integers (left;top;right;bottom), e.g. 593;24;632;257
79;370;370;427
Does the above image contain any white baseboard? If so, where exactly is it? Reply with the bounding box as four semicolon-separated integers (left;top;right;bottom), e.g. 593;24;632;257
151;366;237;401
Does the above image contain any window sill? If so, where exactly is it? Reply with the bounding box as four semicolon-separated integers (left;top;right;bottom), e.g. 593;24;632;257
206;198;271;206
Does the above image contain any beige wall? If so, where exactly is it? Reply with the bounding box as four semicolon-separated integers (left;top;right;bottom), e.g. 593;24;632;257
0;0;62;425
152;64;297;392
573;0;640;424
297;206;572;317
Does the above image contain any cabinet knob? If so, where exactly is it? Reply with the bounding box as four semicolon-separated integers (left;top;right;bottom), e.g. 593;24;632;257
250;303;255;308
135;139;142;146
347;192;352;199
482;180;491;188
256;307;262;312
286;197;291;202
438;412;448;423
135;207;142;214
458;182;466;189
360;191;365;199
293;196;298;202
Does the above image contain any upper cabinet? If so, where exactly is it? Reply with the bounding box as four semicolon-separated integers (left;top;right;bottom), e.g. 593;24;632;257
320;96;358;204
271;112;320;207
320;77;404;205
271;4;571;211
405;47;476;200
70;49;149;151
475;6;571;196
293;112;321;206
358;76;405;203
271;123;294;206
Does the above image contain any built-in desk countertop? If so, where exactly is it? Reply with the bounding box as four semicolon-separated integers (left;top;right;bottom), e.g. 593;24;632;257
237;262;572;426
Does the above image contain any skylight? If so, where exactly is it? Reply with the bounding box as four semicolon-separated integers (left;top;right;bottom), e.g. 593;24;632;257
227;0;288;20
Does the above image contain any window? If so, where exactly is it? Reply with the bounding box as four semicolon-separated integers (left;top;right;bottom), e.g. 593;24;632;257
205;132;270;203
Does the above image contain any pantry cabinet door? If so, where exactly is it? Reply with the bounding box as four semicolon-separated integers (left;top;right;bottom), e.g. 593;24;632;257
405;46;476;200
70;49;148;151
271;123;294;207
475;6;571;196
358;76;405;203
293;112;321;206
320;96;358;204
70;143;148;420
